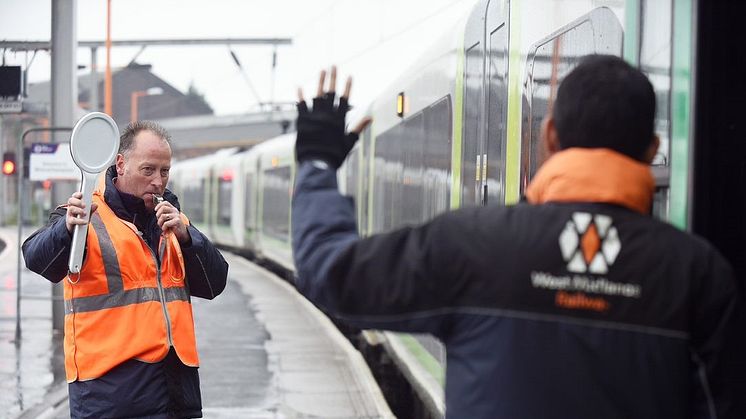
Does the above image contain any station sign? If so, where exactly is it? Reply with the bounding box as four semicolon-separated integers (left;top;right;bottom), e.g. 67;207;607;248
0;100;22;114
29;142;80;181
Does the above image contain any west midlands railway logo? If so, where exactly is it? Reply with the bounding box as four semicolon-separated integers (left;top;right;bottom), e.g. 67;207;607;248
559;212;620;274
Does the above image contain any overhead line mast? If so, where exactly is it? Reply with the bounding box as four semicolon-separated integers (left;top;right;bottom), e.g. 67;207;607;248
1;37;292;115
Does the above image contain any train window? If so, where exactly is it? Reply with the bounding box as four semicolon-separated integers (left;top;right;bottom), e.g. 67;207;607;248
244;173;254;235
462;42;481;205
521;8;623;190
639;0;673;219
486;24;508;205
373;122;400;232
401;113;424;227
374;95;452;233
217;176;232;226
182;179;204;224
262;166;291;241
423;97;452;220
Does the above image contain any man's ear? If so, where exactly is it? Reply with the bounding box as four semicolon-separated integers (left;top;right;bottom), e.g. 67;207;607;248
643;135;660;164
541;116;561;156
115;154;125;176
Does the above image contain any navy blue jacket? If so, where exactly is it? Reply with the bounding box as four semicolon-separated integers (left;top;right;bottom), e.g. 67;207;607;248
23;166;228;419
292;161;744;419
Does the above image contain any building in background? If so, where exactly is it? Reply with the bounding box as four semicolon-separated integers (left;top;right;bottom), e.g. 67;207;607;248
25;62;213;127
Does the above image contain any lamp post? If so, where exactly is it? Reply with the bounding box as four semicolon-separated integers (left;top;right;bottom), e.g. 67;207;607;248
130;87;163;123
105;0;112;115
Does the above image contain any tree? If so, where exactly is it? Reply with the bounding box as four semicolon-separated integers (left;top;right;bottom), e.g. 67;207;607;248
185;81;213;113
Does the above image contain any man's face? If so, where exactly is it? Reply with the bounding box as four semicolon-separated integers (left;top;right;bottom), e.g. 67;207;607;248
114;130;172;212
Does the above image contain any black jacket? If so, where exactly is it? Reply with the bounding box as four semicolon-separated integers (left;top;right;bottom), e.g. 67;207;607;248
23;166;228;419
292;159;744;419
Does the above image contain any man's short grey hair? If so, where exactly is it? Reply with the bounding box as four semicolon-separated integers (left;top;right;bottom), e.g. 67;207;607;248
119;120;172;155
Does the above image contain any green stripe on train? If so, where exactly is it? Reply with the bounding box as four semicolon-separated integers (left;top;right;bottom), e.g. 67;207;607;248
669;0;693;230
450;37;465;210
397;334;445;387
623;0;640;66
505;2;522;205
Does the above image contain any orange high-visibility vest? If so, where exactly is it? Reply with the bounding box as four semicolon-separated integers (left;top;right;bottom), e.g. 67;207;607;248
63;190;198;382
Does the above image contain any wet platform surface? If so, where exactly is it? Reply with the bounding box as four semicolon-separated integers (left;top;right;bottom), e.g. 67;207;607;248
0;228;392;418
0;227;63;419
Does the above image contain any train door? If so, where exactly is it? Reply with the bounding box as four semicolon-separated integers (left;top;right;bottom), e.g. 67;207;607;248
243;157;257;254
205;167;215;238
461;0;486;207
255;157;264;256
520;7;623;192
462;0;508;207
483;0;508;205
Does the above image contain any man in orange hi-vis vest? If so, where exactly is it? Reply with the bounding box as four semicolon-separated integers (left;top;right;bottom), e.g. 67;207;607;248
23;121;228;419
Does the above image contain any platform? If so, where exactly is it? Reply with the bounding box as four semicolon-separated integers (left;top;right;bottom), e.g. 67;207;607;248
0;227;392;418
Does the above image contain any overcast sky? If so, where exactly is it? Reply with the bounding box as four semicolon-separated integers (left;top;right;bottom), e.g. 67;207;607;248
0;0;476;115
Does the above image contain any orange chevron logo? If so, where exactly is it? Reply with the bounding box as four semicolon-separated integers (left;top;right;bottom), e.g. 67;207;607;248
559;212;621;274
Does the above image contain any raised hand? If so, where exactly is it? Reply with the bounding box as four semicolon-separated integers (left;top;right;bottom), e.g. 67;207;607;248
295;66;372;169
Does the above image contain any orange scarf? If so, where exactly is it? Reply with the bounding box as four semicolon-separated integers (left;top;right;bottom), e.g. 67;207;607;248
525;148;655;214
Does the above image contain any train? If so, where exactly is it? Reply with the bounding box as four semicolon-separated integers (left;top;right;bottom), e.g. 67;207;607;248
169;0;743;417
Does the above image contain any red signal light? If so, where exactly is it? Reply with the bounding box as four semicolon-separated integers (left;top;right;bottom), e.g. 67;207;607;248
2;152;16;175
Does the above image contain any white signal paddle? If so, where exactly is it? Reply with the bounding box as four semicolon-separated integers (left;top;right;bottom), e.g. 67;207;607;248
68;112;120;274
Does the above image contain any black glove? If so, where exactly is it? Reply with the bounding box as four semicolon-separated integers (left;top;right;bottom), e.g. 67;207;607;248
295;92;359;169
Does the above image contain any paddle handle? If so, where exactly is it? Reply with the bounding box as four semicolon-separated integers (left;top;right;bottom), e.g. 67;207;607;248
68;172;98;274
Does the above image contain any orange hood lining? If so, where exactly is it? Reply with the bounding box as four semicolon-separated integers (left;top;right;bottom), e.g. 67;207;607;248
525;148;655;214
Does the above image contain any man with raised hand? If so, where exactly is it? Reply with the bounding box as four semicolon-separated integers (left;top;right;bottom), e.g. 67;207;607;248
291;59;744;418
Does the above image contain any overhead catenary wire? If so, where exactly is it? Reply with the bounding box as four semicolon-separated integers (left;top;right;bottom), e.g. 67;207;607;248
4;0;473;116
229;47;264;107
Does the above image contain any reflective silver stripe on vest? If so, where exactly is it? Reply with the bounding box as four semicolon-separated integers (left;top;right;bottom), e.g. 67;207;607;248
66;287;157;314
65;286;189;314
64;213;190;314
90;213;123;293
163;287;190;303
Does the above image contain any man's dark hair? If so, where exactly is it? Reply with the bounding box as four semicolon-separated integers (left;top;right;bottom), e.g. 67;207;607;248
119;120;172;155
553;55;656;161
